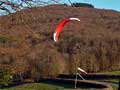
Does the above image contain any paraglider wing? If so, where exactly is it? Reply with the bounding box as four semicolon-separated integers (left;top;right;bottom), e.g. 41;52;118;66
53;17;80;42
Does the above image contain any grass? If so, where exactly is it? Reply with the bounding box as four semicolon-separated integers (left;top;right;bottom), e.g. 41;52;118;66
97;71;120;90
98;71;120;75
1;82;96;90
99;79;119;90
104;71;120;75
0;81;118;90
92;79;119;90
1;71;120;90
99;78;119;83
97;71;120;83
1;83;67;90
1;80;117;90
112;85;118;90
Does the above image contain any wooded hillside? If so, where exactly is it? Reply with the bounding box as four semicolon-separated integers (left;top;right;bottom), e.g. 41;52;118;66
0;4;120;79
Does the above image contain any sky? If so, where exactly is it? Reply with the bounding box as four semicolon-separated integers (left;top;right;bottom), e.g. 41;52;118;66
68;0;120;11
0;0;120;15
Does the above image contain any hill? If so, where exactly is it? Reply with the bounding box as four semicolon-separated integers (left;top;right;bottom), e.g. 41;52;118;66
0;4;120;79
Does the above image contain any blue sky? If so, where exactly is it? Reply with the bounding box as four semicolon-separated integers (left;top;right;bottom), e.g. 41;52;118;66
69;0;120;11
0;0;120;15
7;0;120;12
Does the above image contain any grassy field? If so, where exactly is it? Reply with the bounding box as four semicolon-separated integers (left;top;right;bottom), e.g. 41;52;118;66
95;70;120;90
1;82;97;90
98;79;119;90
1;83;71;90
99;71;120;75
1;71;119;90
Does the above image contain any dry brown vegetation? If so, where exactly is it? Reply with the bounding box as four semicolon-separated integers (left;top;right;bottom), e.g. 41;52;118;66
0;4;120;79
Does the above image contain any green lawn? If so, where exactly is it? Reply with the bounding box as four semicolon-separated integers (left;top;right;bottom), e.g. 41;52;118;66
98;70;120;75
1;81;118;90
1;71;119;90
2;83;71;90
112;85;118;90
0;81;100;90
99;79;119;90
92;70;120;90
98;71;120;90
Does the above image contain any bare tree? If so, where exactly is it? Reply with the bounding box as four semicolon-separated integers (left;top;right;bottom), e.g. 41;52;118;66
0;0;65;14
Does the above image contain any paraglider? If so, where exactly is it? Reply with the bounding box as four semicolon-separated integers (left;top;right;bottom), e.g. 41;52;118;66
53;17;80;42
53;17;87;89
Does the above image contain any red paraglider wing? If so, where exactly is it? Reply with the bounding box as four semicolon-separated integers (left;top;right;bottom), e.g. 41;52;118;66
53;18;70;42
53;18;80;42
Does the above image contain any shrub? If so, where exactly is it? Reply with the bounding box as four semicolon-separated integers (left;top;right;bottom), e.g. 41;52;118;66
0;66;12;84
71;3;94;8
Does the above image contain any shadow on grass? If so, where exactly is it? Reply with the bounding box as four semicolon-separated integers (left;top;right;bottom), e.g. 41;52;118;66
39;80;75;89
37;79;96;89
0;80;88;90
